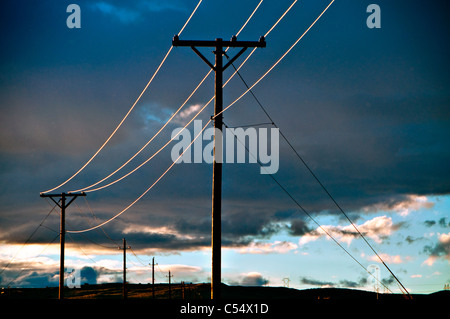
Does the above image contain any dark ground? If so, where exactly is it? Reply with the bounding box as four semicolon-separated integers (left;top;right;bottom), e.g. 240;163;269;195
1;284;447;317
1;282;448;300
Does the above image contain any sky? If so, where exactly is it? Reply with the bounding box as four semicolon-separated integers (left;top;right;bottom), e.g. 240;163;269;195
0;0;449;294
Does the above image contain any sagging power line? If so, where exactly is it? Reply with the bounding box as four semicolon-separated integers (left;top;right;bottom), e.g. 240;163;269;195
60;0;292;231
220;0;409;297
172;35;266;300
41;0;204;195
39;192;86;299
69;0;274;194
66;119;212;234
62;0;307;232
223;121;394;295
25;0;413;300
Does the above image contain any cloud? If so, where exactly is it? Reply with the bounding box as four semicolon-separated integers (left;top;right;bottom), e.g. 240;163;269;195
439;218;450;228
288;219;311;236
300;276;370;289
237;241;298;255
426;218;450;228
123;224;197;241
0;256;60;288
423;232;450;266
424;220;436;227
176;104;203;121
299;216;402;246
357;216;403;243
367;253;411;264
391;195;434;217
90;2;140;24
17;270;60;288
405;236;418;244
339;277;368;288
363;195;434;217
240;272;269;287
1;0;450;289
299;277;334;288
156;264;203;279
140;0;188;13
80;266;99;285
89;0;187;24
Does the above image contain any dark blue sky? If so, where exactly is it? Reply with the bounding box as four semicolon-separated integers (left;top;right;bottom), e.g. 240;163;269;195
0;0;449;290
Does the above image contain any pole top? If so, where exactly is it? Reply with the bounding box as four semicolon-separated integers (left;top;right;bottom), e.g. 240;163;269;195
172;36;266;48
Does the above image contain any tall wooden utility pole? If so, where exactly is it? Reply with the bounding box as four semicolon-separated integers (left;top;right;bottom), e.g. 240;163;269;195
119;238;130;299
40;192;86;300
172;34;266;300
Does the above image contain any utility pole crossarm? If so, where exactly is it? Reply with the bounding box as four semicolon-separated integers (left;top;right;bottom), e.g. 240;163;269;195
173;35;265;72
40;192;86;208
172;34;266;48
40;192;86;198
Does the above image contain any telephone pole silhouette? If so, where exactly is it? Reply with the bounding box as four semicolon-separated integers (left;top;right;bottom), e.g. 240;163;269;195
172;34;266;299
118;238;131;299
40;192;86;299
150;257;158;299
167;270;173;299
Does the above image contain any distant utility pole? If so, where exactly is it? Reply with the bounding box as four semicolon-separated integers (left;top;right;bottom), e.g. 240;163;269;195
150;257;158;299
181;281;185;299
118;238;131;299
167;270;173;299
40;192;86;300
172;34;266;300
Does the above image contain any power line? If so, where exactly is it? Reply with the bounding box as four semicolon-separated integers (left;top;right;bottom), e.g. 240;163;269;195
41;0;204;194
72;69;213;193
215;0;411;297
221;0;409;297
66;232;98;264
83;197;121;247
39;0;282;234
222;0;299;89
223;122;394;295
177;0;203;36
129;247;151;268
264;0;298;37
0;203;59;277
235;0;264;37
225;39;412;300
4;233;60;288
81;100;210;193
66;206;119;250
84;0;296;193
214;0;335;120
72;0;268;194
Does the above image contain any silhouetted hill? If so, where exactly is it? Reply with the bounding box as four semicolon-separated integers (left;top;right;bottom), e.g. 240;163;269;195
2;282;448;300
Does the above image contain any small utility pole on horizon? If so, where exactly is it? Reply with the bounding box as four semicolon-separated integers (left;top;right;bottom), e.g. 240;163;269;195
167;270;173;299
150;257;157;299
118;238;131;299
172;34;266;300
40;192;86;300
